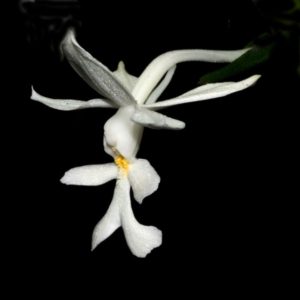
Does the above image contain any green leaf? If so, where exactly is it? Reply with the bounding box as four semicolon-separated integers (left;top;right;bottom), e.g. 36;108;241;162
252;0;300;78
199;34;277;85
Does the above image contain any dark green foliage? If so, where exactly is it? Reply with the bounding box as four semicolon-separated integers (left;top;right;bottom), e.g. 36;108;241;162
200;0;300;84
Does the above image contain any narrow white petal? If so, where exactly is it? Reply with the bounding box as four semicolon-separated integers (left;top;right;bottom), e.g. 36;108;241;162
133;49;251;104
128;159;160;204
91;179;125;250
31;87;117;110
113;61;138;92
142;75;261;109
145;65;176;104
60;163;117;186
130;107;185;130
120;178;162;257
62;29;135;106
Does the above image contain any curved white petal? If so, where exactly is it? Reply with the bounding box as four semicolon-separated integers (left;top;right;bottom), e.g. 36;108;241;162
133;49;251;104
60;163;117;186
104;106;144;161
113;61;138;92
129;159;160;204
142;75;261;109
61;29;135;106
91;179;124;250
31;87;118;110
145;65;176;104
120;178;162;257
131;107;185;130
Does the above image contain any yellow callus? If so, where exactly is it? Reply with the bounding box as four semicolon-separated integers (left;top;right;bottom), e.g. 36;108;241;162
114;156;130;176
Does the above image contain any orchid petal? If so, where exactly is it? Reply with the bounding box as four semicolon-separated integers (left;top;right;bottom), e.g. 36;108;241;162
120;178;162;257
62;29;135;106
142;75;261;109
113;61;138;92
31;87;118;110
60;163;117;186
131;107;185;130
133;49;251;104
146;65;176;104
91;179;123;250
128;159;160;204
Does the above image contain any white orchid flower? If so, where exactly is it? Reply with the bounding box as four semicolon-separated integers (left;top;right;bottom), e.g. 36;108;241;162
31;29;260;257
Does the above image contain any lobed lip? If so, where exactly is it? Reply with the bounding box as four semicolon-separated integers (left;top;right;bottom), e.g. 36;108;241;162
60;158;161;258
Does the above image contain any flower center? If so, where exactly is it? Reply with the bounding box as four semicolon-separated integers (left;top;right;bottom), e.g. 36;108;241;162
114;156;130;176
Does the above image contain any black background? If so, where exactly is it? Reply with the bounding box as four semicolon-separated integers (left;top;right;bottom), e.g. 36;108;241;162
10;0;298;296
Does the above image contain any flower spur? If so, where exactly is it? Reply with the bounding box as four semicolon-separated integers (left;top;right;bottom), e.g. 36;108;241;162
31;29;260;257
